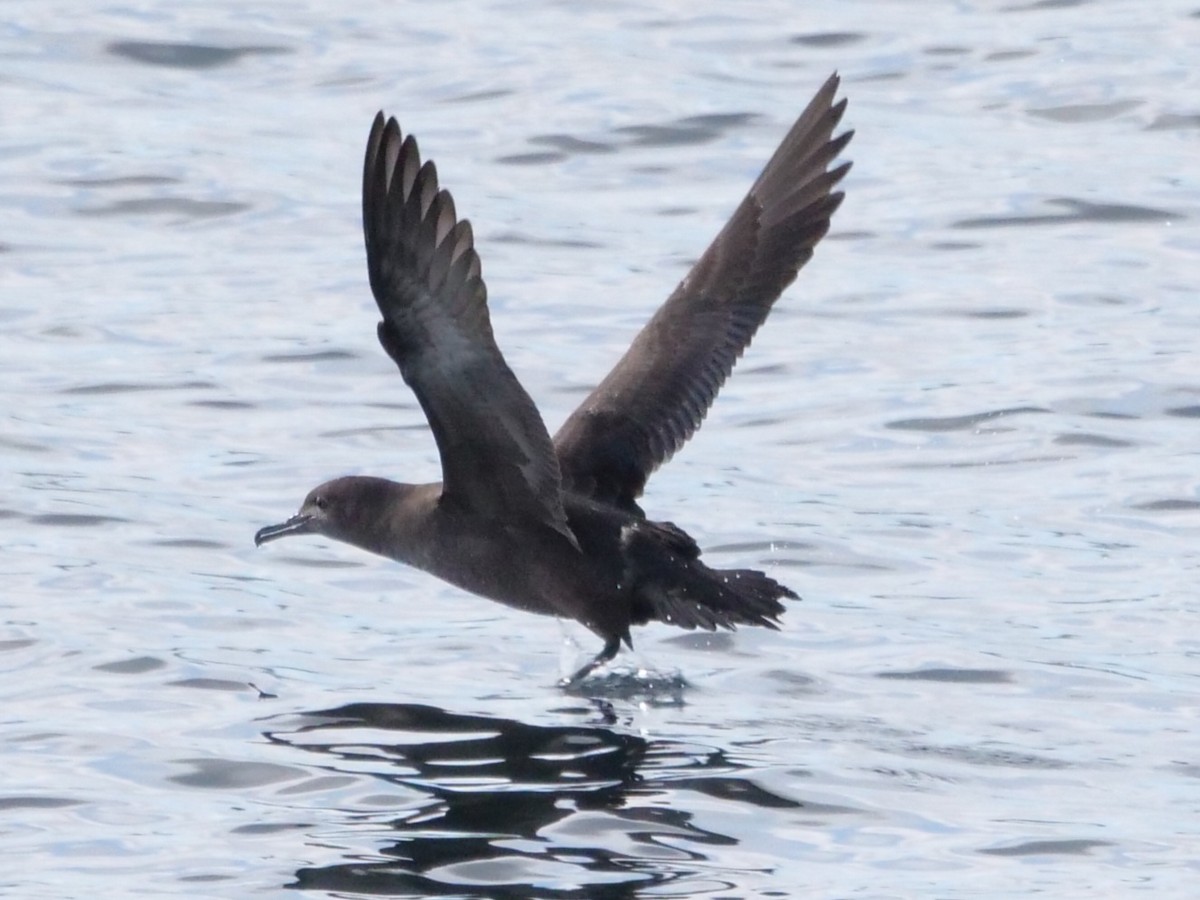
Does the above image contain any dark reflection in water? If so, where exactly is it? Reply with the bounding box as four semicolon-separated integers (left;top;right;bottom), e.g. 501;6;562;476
790;31;867;48
74;197;250;219
265;702;811;897
106;39;291;70
876;667;1012;684
952;197;1180;229
886;406;1047;432
980;838;1113;856
496;111;759;165
1027;100;1141;123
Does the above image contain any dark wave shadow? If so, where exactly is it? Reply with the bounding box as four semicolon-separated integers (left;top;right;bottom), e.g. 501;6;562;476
264;701;818;896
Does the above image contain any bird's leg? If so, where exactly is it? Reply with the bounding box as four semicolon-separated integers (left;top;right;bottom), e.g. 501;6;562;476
559;635;621;689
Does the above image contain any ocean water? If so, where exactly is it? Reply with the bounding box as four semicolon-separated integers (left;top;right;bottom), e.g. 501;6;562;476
3;1;1199;896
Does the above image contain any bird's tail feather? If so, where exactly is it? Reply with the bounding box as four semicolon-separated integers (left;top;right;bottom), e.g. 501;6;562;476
641;563;794;631
624;520;796;631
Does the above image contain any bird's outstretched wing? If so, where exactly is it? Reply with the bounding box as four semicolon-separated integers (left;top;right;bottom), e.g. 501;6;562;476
554;73;853;511
363;114;574;542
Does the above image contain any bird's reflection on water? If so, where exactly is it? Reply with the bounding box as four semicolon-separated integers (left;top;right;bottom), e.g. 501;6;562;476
264;701;803;896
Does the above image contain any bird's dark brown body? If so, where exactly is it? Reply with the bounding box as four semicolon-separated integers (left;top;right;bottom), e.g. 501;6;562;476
255;74;853;685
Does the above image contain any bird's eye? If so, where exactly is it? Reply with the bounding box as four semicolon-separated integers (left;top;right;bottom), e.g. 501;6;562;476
314;495;328;511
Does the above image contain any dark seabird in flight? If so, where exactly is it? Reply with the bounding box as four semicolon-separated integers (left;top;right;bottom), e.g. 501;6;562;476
255;74;853;686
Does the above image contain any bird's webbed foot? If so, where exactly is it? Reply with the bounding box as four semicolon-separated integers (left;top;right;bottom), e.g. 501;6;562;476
559;634;621;689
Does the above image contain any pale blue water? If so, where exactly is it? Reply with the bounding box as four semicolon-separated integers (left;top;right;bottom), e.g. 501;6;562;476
3;2;1199;897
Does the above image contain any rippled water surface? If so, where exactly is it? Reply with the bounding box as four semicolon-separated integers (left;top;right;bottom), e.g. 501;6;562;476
4;1;1199;897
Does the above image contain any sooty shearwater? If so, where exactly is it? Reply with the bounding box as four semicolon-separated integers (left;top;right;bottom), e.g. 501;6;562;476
255;73;853;686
